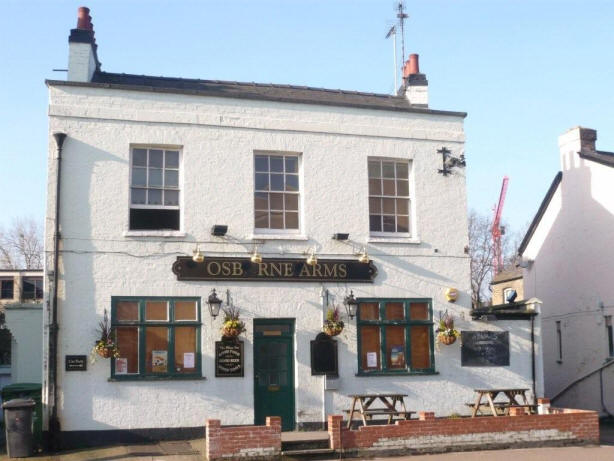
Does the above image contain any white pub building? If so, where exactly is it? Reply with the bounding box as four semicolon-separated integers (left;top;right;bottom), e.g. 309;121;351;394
43;7;543;447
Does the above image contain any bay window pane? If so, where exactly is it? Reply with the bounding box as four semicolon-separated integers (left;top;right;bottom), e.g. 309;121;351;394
285;212;298;229
174;326;197;374
117;301;139;321
270;157;284;172
175;301;197;321
360;325;380;370
147;189;162;205
285;156;298;173
131;188;146;205
270;193;283;210
396;162;408;178
386;326;406;369
410;325;431;369
255;156;268;172
116;327;139;374
149;149;163;168
382;162;395;178
397;180;409;196
163;189;179;206
165;151;179;168
254;192;268;210
255;210;268;228
132;167;147;186
164;170;178;187
146;301;168;321
383;215;395;232
369;197;381;213
146;327;169;373
382;198;395;214
359;302;379;320
368;161;381;178
285;194;298;211
369;215;382;232
382;179;395;196
397;216;409;233
285;174;299;191
132;149;147;167
255;173;269;191
270;174;284;191
149;168;163;187
368;178;381;195
270;211;283;229
397;198;409;215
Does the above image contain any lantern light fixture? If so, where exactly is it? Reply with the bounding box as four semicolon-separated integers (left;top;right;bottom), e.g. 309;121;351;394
250;246;263;264
357;247;370;264
305;248;318;266
344;290;359;320
207;288;223;319
192;245;204;263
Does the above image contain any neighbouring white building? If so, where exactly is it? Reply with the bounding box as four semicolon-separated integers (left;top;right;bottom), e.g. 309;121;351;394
43;7;543;447
519;126;614;415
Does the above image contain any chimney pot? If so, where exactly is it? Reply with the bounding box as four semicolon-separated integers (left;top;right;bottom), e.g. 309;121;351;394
403;54;420;77
77;7;91;30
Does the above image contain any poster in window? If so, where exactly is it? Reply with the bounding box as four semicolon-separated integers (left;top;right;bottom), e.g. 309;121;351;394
152;350;168;372
115;358;128;374
390;345;405;367
183;352;195;369
366;351;378;368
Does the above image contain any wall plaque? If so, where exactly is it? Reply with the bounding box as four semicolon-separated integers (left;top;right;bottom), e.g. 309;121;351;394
172;257;376;283
65;355;87;371
310;333;338;376
215;341;244;377
461;331;510;367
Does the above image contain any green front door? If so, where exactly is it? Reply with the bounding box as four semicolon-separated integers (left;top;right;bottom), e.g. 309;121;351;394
253;319;295;431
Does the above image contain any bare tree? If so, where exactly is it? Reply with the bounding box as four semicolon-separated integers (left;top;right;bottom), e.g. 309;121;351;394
0;218;43;270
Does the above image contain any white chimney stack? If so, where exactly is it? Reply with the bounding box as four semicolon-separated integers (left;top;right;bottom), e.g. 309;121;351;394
400;54;428;107
68;6;100;82
558;126;596;171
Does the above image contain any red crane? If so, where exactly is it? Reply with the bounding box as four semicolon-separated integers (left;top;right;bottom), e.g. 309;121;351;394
492;176;509;275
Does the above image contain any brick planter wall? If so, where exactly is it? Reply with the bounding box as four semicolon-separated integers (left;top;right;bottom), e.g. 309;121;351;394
328;408;599;457
205;417;281;461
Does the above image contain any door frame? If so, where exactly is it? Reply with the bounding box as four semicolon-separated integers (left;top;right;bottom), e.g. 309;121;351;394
253;318;296;430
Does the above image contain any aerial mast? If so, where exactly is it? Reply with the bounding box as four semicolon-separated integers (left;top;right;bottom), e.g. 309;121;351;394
396;2;409;65
492;176;509;275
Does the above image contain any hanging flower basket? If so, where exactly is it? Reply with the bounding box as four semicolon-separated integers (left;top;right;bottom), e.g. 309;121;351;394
437;332;457;345
221;324;244;339
435;310;460;346
323;321;344;337
95;343;119;358
220;305;246;340
91;309;120;362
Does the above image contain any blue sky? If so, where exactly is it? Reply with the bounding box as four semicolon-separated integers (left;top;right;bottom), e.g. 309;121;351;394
1;0;613;234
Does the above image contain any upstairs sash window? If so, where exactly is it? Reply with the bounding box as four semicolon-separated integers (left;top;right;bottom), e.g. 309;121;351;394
368;159;411;235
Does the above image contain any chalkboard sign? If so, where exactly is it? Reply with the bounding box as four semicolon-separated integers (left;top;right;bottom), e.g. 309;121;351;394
310;333;338;376
461;331;510;367
65;355;87;371
215;341;244;377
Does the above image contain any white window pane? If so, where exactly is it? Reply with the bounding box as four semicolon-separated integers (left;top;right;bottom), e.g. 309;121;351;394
368;161;381;178
285;174;298;191
270;157;284;172
165;151;179;168
164;190;179;206
148;189;162;205
149;168;163;187
270;174;284;191
285;157;298;173
165;170;178;187
396;162;409;179
255;156;268;172
133;149;147;167
132;167;147;186
255;173;269;191
131;188;146;204
149;150;163;167
382;162;395;178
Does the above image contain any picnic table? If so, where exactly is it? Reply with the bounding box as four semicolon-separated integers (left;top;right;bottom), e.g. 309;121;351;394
346;393;415;428
468;388;536;417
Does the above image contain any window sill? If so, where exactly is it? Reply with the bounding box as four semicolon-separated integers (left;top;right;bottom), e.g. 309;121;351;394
355;370;438;377
123;230;186;238
109;375;206;382
248;234;309;241
368;237;421;244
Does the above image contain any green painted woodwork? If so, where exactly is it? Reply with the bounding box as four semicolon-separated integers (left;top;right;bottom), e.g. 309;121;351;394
253;318;295;431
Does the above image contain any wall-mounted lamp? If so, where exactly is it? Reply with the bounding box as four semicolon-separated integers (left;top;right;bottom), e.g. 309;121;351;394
357;247;370;264
192;245;204;263
207;288;222;319
445;287;459;303
437;147;466;176
305;248;318;266
344;290;359;319
332;233;350;241
211;225;228;237
250;246;263;264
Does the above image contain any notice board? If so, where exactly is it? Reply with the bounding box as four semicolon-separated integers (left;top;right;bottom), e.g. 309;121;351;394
461;331;510;367
215;341;244;377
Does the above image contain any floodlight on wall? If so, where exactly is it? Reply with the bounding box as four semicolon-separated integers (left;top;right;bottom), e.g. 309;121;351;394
211;225;228;237
332;233;350;241
207;288;223;319
192;245;204;263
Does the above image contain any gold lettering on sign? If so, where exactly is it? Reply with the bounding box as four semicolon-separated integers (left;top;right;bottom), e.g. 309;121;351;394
338;264;348;278
207;261;221;276
313;264;323;277
284;263;294;277
324;264;337;278
232;262;243;276
221;262;232;276
258;263;270;277
270;263;283;277
299;263;311;277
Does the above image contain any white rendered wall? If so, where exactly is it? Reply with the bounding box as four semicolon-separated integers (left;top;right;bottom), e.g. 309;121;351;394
46;84;540;431
5;305;43;383
523;128;614;414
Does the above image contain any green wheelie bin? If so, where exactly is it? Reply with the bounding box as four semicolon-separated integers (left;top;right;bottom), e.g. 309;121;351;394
1;383;42;450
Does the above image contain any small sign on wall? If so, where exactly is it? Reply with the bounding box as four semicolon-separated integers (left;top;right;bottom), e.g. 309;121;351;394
65;355;87;371
461;331;510;367
215;341;244;377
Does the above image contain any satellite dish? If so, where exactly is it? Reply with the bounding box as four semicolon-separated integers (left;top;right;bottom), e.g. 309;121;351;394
506;290;517;303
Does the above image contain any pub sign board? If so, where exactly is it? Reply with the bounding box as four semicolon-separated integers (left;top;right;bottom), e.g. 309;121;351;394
172;256;377;283
65;355;87;371
461;331;510;367
215;341;244;377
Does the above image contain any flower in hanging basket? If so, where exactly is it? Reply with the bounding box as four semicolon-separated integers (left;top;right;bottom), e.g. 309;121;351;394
436;310;460;346
91;309;120;361
221;305;246;339
323;306;344;336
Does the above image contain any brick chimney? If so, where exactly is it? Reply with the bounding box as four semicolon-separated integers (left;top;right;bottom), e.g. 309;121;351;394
400;54;428;107
558;126;596;171
68;6;100;82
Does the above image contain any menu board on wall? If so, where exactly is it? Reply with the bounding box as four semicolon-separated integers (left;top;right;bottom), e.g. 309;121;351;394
461;331;510;367
215;341;244;377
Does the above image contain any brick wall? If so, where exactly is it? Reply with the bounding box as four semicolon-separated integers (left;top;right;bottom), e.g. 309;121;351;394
328;407;598;457
205;417;281;461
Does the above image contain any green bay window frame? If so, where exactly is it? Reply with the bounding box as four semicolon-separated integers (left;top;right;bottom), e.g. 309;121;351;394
356;298;435;376
111;296;202;380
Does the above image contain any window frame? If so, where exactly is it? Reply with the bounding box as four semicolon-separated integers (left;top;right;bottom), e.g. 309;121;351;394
356;298;435;376
128;145;182;231
253;151;302;234
110;296;202;380
21;277;42;299
0;279;14;299
368;158;413;238
605;315;613;358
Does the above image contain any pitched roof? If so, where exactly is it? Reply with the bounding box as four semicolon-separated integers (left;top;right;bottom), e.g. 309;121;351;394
491;268;523;284
46;71;467;117
518;172;563;256
579;150;614;168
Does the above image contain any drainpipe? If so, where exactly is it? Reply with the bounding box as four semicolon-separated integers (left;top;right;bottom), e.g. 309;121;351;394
49;132;66;450
531;315;536;404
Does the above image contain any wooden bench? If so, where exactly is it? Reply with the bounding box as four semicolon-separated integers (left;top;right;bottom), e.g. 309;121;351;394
465;402;537;415
344;409;415;422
